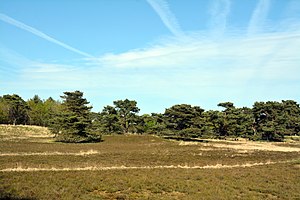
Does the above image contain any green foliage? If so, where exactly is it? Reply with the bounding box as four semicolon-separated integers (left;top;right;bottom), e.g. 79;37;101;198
27;95;62;127
27;95;44;126
96;106;121;134
134;114;166;134
179;127;203;138
50;91;101;143
164;104;204;131
282;100;300;135
213;103;254;138
0;94;29;125
1;91;300;142
217;102;235;109
0;97;10;124
113;99;140;133
98;99;140;134
252;101;300;141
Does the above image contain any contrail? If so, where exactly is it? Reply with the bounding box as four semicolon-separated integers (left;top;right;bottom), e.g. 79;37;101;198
0;13;94;58
146;0;184;37
247;0;271;36
209;0;231;36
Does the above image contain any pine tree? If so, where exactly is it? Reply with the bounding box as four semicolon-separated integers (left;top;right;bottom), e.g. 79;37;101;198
113;99;140;133
51;91;101;143
1;94;29;125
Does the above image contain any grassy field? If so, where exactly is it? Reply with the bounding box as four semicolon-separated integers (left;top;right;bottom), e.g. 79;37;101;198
0;125;299;199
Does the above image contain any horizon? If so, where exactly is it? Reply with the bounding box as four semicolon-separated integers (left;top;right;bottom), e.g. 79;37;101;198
1;91;299;115
1;0;300;114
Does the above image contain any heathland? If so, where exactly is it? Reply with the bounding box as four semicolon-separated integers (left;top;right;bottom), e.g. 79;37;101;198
0;125;299;199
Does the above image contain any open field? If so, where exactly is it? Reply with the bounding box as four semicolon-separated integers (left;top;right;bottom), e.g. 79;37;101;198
0;125;299;199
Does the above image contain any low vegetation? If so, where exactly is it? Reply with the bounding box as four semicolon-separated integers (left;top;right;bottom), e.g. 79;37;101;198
0;125;299;199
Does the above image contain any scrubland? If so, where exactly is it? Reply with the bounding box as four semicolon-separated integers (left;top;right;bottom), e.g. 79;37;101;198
0;125;299;199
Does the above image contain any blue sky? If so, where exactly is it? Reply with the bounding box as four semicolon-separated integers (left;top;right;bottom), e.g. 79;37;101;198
1;0;300;113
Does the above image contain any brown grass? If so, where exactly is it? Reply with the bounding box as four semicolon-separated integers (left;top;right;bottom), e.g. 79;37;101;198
0;125;299;199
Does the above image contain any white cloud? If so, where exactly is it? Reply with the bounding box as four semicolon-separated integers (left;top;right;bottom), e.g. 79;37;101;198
0;13;94;58
74;28;300;109
91;30;300;84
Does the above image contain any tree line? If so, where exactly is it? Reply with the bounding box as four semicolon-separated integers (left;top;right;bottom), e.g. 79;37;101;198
1;91;300;142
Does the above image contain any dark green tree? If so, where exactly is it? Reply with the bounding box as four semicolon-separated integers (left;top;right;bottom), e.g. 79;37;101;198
216;102;235;137
164;104;205;138
164;104;204;130
202;110;224;137
217;102;234;109
233;107;254;138
99;105;122;134
214;102;254;139
50;91;100;143
252;101;285;141
113;99;140;133
0;97;10;124
281;100;300;136
134;113;166;134
1;94;29;125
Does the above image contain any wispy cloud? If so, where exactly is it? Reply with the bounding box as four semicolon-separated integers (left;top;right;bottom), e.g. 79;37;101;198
2;28;300;111
209;0;231;36
0;13;94;58
146;0;184;37
247;0;271;35
0;46;33;79
91;31;298;73
84;27;300;110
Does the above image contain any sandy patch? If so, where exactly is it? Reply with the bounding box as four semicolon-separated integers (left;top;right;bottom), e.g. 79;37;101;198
206;141;300;152
294;164;300;168
178;141;200;146
178;139;300;152
198;147;218;151
1;160;296;172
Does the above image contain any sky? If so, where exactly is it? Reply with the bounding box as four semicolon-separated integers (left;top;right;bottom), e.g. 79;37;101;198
0;0;300;114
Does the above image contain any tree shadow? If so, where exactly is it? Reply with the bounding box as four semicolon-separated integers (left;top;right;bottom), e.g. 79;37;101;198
163;136;209;143
0;191;37;200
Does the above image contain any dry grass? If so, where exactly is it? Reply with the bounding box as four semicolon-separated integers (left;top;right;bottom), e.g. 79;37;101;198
0;160;297;173
0;149;100;157
0;124;54;142
203;140;300;152
0;125;299;199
